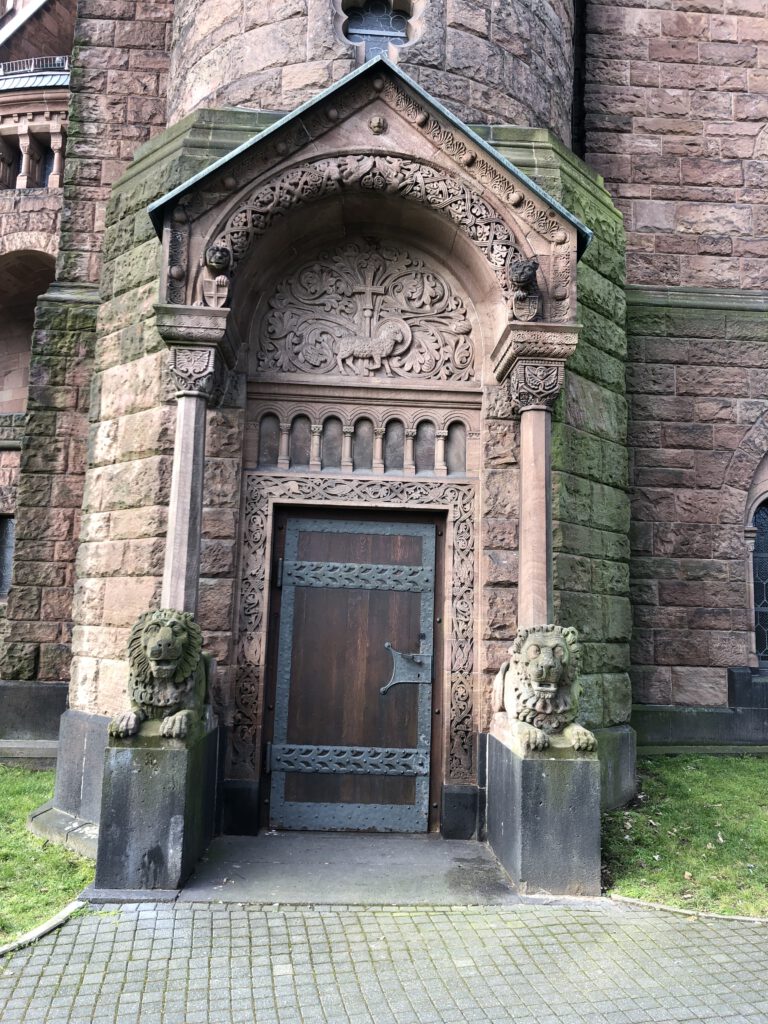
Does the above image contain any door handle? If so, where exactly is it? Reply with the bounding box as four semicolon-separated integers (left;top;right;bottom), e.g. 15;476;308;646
380;641;433;695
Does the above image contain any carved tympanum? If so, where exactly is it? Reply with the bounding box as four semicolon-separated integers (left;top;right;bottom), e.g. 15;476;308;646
492;624;596;753
255;240;475;381
109;609;210;741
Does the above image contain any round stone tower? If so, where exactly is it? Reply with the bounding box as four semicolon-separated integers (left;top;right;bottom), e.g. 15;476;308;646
167;0;574;143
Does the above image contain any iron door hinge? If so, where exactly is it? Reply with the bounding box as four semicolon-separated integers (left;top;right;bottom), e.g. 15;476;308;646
380;642;433;695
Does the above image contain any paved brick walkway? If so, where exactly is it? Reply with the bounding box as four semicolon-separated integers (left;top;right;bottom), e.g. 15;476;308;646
1;902;767;1023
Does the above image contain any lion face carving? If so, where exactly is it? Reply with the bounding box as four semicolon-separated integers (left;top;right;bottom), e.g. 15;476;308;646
109;609;210;742
204;245;231;274
492;624;596;752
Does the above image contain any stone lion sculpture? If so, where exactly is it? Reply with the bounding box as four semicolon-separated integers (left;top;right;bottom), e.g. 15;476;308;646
109;609;210;741
492;624;596;752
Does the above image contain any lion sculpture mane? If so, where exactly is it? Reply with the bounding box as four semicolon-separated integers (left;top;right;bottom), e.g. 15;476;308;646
109;609;210;741
492;624;596;752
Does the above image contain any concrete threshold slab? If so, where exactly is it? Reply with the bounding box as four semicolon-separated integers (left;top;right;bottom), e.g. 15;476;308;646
180;832;523;906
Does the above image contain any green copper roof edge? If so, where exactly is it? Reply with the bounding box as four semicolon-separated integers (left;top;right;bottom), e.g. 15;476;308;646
147;55;592;256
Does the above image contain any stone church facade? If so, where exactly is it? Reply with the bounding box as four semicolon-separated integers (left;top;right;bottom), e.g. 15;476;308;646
1;0;767;846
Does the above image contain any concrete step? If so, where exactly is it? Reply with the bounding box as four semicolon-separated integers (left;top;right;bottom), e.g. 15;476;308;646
0;738;58;769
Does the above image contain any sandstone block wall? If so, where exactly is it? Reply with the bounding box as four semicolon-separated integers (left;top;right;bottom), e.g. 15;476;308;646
0;0;76;62
479;126;632;731
585;0;768;290
0;286;98;682
61;0;173;287
627;289;768;706
69;110;271;719
0;0;175;684
167;0;575;140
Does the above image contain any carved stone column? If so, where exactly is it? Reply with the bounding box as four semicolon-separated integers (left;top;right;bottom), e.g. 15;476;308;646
49;133;64;189
310;424;322;471
155;305;235;615
373;427;385;473
404;429;416;475
491;324;579;631
278;422;291;470
341;426;354;473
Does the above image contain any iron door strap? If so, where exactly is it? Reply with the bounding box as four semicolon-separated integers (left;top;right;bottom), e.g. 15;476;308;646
380;642;433;695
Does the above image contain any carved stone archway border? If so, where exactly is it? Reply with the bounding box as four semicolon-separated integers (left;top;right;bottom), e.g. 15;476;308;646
233;472;476;783
169;153;571;326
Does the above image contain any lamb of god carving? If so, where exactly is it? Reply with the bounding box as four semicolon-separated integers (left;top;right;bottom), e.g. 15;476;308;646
255;240;475;381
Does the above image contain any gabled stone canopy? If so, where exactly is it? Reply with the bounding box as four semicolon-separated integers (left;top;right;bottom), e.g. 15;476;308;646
149;57;590;334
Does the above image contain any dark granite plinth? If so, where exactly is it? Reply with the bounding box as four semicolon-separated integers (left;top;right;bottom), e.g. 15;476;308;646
95;723;219;890
440;784;479;840
595;725;636;810
0;680;68;739
54;709;111;823
486;732;601;896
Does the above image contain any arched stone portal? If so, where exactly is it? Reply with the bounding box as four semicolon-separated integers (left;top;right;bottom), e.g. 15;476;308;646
150;58;588;838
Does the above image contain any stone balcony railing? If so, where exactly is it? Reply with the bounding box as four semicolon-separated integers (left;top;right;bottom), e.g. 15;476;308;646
0;54;69;189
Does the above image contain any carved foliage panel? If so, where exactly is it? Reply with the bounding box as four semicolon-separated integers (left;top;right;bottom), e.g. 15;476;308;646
255;240;475;381
234;474;476;783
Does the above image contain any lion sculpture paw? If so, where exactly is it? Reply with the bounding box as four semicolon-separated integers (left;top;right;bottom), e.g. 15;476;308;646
108;609;210;742
492;624;597;752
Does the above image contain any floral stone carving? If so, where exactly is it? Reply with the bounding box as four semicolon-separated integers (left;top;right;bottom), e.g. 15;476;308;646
255;240;475;381
188;155;566;318
109;610;211;741
491;624;597;753
235;473;476;782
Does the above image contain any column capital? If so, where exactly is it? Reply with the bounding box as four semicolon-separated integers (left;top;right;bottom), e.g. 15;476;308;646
490;322;579;413
509;359;565;412
155;304;237;402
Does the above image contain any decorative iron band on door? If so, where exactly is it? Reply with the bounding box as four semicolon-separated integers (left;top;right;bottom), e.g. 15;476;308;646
268;517;436;831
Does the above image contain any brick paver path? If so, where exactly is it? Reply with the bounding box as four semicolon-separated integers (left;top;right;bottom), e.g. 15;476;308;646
1;902;767;1023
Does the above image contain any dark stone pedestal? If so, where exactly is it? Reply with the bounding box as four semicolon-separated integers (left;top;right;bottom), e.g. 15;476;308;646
95;721;218;891
486;726;601;896
594;724;636;810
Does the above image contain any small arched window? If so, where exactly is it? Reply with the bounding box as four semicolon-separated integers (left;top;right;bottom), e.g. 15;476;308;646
754;502;768;664
343;0;410;60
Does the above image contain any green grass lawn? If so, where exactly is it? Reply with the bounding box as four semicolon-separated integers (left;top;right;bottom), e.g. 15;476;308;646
0;766;94;944
603;755;768;917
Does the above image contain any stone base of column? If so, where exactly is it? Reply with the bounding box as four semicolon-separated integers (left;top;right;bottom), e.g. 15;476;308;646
486;719;601;896
94;720;219;891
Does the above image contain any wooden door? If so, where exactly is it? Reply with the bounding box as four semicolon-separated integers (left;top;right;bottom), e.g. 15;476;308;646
267;514;436;832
